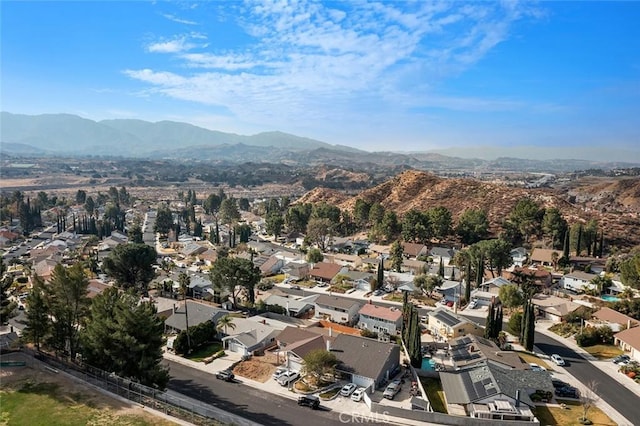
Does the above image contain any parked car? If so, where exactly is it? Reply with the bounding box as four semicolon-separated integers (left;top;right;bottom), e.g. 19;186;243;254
468;299;478;309
340;383;357;397
290;285;301;290
529;363;547;372
351;387;366;402
552;379;569;389
215;370;235;382
555;386;579;398
383;382;401;400
551;354;565;366
446;300;454;307
612;354;630;364
438;299;449;305
373;289;383;296
297;395;320;409
277;371;300;386
272;367;288;380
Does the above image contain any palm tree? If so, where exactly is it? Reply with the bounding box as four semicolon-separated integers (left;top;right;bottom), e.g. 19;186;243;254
217;314;236;336
178;272;191;353
619;287;635;300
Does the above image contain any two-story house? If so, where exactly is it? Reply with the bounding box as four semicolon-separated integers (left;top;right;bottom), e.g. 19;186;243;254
358;303;403;335
314;294;360;325
560;270;598;293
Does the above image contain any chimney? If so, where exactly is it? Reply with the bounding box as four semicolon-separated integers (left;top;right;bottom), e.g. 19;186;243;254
326;339;331;351
515;390;520;407
329;327;333;337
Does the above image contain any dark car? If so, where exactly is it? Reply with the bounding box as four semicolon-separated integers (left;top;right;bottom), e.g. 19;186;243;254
612;354;630;364
216;370;235;382
555;386;579;398
297;395;320;409
552;379;569;389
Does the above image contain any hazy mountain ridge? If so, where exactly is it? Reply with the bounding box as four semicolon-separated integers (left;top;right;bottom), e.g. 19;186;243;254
2;112;639;172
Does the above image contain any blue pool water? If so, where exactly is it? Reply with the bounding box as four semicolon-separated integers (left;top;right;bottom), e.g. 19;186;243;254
422;358;436;370
601;295;620;303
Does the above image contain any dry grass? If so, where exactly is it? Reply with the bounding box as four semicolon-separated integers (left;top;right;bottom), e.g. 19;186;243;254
536;400;616;426
232;352;281;382
582;344;623;360
517;351;553;370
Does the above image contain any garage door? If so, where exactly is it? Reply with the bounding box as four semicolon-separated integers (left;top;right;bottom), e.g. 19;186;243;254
228;341;241;353
352;374;374;388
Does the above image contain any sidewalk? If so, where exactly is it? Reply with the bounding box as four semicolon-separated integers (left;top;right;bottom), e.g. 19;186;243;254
533;320;638;426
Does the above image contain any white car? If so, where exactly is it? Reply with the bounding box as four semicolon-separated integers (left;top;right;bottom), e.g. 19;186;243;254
340;383;357;397
277;371;300;386
468;299;478;309
551;354;565;366
529;363;547;372
383;382;401;399
351;387;366;402
272;367;288;380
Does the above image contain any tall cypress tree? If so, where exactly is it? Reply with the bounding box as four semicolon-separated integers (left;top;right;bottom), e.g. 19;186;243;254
476;256;484;287
377;260;384;290
576;224;583;256
485;302;495;339
493;305;503;338
438;258;445;278
409;306;422;368
599;231;605;258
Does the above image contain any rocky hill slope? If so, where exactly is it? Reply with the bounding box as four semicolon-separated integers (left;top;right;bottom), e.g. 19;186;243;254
297;170;640;249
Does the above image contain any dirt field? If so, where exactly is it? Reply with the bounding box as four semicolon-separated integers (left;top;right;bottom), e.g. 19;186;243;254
232;352;281;382
0;360;178;425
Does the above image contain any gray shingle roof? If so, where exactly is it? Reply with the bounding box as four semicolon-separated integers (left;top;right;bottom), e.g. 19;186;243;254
330;334;399;381
164;301;228;331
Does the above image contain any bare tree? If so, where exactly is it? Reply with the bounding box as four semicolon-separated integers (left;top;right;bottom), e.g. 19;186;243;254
579;380;599;424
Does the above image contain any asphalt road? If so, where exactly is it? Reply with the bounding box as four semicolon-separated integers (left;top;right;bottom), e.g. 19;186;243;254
165;360;388;426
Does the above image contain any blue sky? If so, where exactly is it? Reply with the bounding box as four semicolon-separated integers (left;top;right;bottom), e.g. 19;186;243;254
2;1;639;161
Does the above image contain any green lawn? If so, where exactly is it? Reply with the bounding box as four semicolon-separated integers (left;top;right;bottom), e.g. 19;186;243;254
582;344;623;360
184;342;223;362
0;382;171;426
419;377;447;413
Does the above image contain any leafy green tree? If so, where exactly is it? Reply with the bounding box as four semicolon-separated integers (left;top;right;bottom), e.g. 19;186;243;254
76;190;87;204
590;275;613;296
368;202;385;225
311;202;341;223
485;303;495;339
307;248;324;264
203;193;222;214
620;253;640;289
102;243;157;294
542;207;568;249
0;258;17;325
285;204;312;233
22;275;49;351
379;211;400;242
178;272;191;352
238;198;250;211
219;198;241;225
427;206;452;240
508;310;523;335
306;217;333;251
210;257;260;306
81;288;169;388
499;284;524;310
266;212;284;237
407;305;422;368
390;240;404;272
85;196;95;217
377;260;385;290
128;223;144;244
353;199;371;228
47;263;90;358
401;209;431;243
154;205;174;236
302;349;339;381
506;198;543;244
521;299;535;352
456;209;489;245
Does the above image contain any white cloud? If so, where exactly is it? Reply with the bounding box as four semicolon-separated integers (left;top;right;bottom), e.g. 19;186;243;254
127;1;542;135
161;13;198;26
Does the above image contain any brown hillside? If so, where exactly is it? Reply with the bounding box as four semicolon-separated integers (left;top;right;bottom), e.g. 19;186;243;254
298;170;640;248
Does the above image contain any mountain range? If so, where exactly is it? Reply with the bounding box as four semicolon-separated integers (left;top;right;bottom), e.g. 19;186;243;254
2;112;638;173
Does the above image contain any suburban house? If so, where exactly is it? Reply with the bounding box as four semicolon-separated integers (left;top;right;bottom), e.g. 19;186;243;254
614;327;640;362
164;301;229;334
261;294;315;318
282;261;310;281
309;262;344;283
402;259;428;275
587;307;638;332
440;361;551;421
368;244;391;257
430;247;456;266
560;271;598;293
436;280;467;305
181;242;207;257
448;335;528;370
510;247;528;267
324;253;363;269
33;258;58;282
259;255;285;276
427;308;483;342
402;242;429;259
279;329;334;372
86;279;110;299
221;317;284;357
531;294;582;322
0;229;19;247
505;267;553;290
330;333;401;390
477;277;512;295
529;248;560;267
314;294;361;325
357;303;403;335
198;249;218;266
188;275;214;299
570;256;607;274
339;270;374;291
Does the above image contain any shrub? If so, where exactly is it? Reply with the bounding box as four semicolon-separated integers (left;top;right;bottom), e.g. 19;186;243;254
360;329;378;338
508;311;523;335
575;326;613;346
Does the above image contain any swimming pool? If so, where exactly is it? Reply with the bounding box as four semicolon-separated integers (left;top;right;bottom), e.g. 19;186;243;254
421;358;436;370
601;295;620;302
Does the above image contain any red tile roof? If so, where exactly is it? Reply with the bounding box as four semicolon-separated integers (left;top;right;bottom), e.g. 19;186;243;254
615;326;640;350
309;262;342;281
359;303;402;322
593;307;638;327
